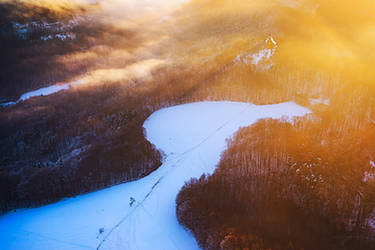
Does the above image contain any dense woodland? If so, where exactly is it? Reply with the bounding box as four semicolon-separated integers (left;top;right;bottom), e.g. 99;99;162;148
0;0;131;100
1;3;375;250
0;84;163;211
177;117;375;249
174;2;375;249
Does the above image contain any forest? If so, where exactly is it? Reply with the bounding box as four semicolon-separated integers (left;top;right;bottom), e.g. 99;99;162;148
0;0;100;100
177;117;375;249
174;1;375;248
1;3;375;249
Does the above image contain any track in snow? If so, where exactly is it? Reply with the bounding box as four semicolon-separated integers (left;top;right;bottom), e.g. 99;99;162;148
0;101;310;250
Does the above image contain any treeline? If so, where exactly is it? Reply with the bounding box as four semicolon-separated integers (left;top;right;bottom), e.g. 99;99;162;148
2;0;375;221
1;38;374;214
0;62;223;213
0;83;163;212
177;117;375;249
0;0;116;100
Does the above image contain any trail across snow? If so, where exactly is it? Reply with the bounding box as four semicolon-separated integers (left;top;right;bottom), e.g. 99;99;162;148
0;101;310;250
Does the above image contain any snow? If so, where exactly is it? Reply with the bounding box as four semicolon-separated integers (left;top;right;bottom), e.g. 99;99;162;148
310;98;330;105
55;33;76;41
19;84;71;101
12;19;80;42
251;49;273;65
234;49;274;66
0;101;310;250
41;35;53;41
363;171;375;183
234;48;275;66
0;101;16;107
1;81;82;107
233;36;277;70
41;33;76;41
265;36;278;46
364;161;375;183
251;36;278;65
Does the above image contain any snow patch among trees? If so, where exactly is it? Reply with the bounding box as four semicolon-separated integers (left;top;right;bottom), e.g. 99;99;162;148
0;101;310;250
234;36;278;71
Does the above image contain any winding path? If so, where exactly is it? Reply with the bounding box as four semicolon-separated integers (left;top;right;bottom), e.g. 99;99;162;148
0;101;310;250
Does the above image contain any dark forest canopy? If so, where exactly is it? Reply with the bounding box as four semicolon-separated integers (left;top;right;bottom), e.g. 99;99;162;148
177;118;375;249
1;3;375;249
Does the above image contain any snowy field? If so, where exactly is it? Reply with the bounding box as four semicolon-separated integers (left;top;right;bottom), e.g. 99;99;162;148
1;81;82;107
0;101;310;250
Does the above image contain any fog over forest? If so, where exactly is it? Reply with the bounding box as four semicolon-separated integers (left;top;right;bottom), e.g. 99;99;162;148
1;0;375;249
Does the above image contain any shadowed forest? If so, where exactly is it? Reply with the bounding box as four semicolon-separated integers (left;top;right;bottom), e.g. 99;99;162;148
177;118;375;249
1;0;375;248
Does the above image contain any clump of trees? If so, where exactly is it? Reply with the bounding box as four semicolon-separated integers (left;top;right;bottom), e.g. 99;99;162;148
2;0;375;226
0;0;122;100
177;118;375;249
0;83;163;212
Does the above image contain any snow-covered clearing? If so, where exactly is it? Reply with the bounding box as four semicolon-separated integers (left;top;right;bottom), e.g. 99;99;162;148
0;101;310;250
1;81;82;107
251;48;274;65
234;36;278;71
